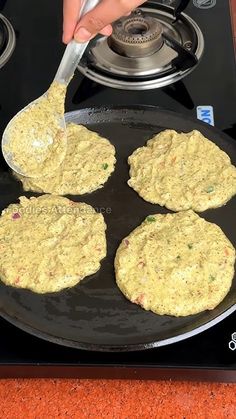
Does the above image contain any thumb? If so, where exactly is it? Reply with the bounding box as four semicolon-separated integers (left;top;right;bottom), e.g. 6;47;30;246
74;0;146;42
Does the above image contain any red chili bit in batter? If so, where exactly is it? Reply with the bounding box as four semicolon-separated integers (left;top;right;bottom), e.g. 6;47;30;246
124;239;130;247
224;248;230;256
138;261;146;269
134;293;146;305
12;212;21;220
15;277;20;284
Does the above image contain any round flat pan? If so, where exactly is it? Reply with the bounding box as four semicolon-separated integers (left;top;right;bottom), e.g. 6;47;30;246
0;106;235;352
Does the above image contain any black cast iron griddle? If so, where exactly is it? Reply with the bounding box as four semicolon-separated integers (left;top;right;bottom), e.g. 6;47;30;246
0;106;235;352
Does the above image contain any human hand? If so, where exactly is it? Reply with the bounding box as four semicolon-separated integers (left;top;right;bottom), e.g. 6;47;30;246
63;0;147;44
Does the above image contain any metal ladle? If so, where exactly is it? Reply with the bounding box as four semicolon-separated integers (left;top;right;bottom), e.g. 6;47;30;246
2;0;99;178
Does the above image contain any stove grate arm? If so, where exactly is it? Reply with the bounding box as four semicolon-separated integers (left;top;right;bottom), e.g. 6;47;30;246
173;0;192;21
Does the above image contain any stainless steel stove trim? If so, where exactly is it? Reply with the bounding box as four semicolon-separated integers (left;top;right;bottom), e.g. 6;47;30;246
77;9;204;90
1;365;236;382
0;14;16;69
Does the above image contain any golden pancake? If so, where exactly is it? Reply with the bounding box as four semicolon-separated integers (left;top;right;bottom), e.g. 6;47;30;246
128;130;236;212
115;211;235;317
0;195;106;293
15;123;116;195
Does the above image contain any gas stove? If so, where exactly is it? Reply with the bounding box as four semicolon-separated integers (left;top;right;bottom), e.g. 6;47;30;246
0;0;236;381
78;2;204;89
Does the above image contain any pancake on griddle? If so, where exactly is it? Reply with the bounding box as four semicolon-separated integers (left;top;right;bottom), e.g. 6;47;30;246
128;129;236;212
0;195;107;293
115;211;235;317
14;123;116;195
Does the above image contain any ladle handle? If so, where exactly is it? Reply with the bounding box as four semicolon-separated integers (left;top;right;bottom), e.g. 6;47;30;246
54;0;99;85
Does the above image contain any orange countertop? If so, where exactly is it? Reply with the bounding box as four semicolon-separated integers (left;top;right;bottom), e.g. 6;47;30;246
0;379;235;418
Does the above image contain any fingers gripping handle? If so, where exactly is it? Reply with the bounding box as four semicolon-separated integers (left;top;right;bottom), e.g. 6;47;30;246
54;0;100;85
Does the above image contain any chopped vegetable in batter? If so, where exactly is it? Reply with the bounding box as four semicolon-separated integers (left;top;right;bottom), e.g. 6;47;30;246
146;216;156;223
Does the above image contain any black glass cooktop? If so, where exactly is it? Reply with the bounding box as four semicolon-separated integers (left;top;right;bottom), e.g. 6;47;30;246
0;0;235;381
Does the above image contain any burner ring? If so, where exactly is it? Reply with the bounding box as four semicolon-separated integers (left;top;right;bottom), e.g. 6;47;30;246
0;19;8;54
110;11;163;58
114;16;162;44
0;14;16;69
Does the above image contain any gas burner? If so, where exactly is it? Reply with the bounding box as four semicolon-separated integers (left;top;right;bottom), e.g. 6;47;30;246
78;2;204;90
0;14;15;69
109;12;164;58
